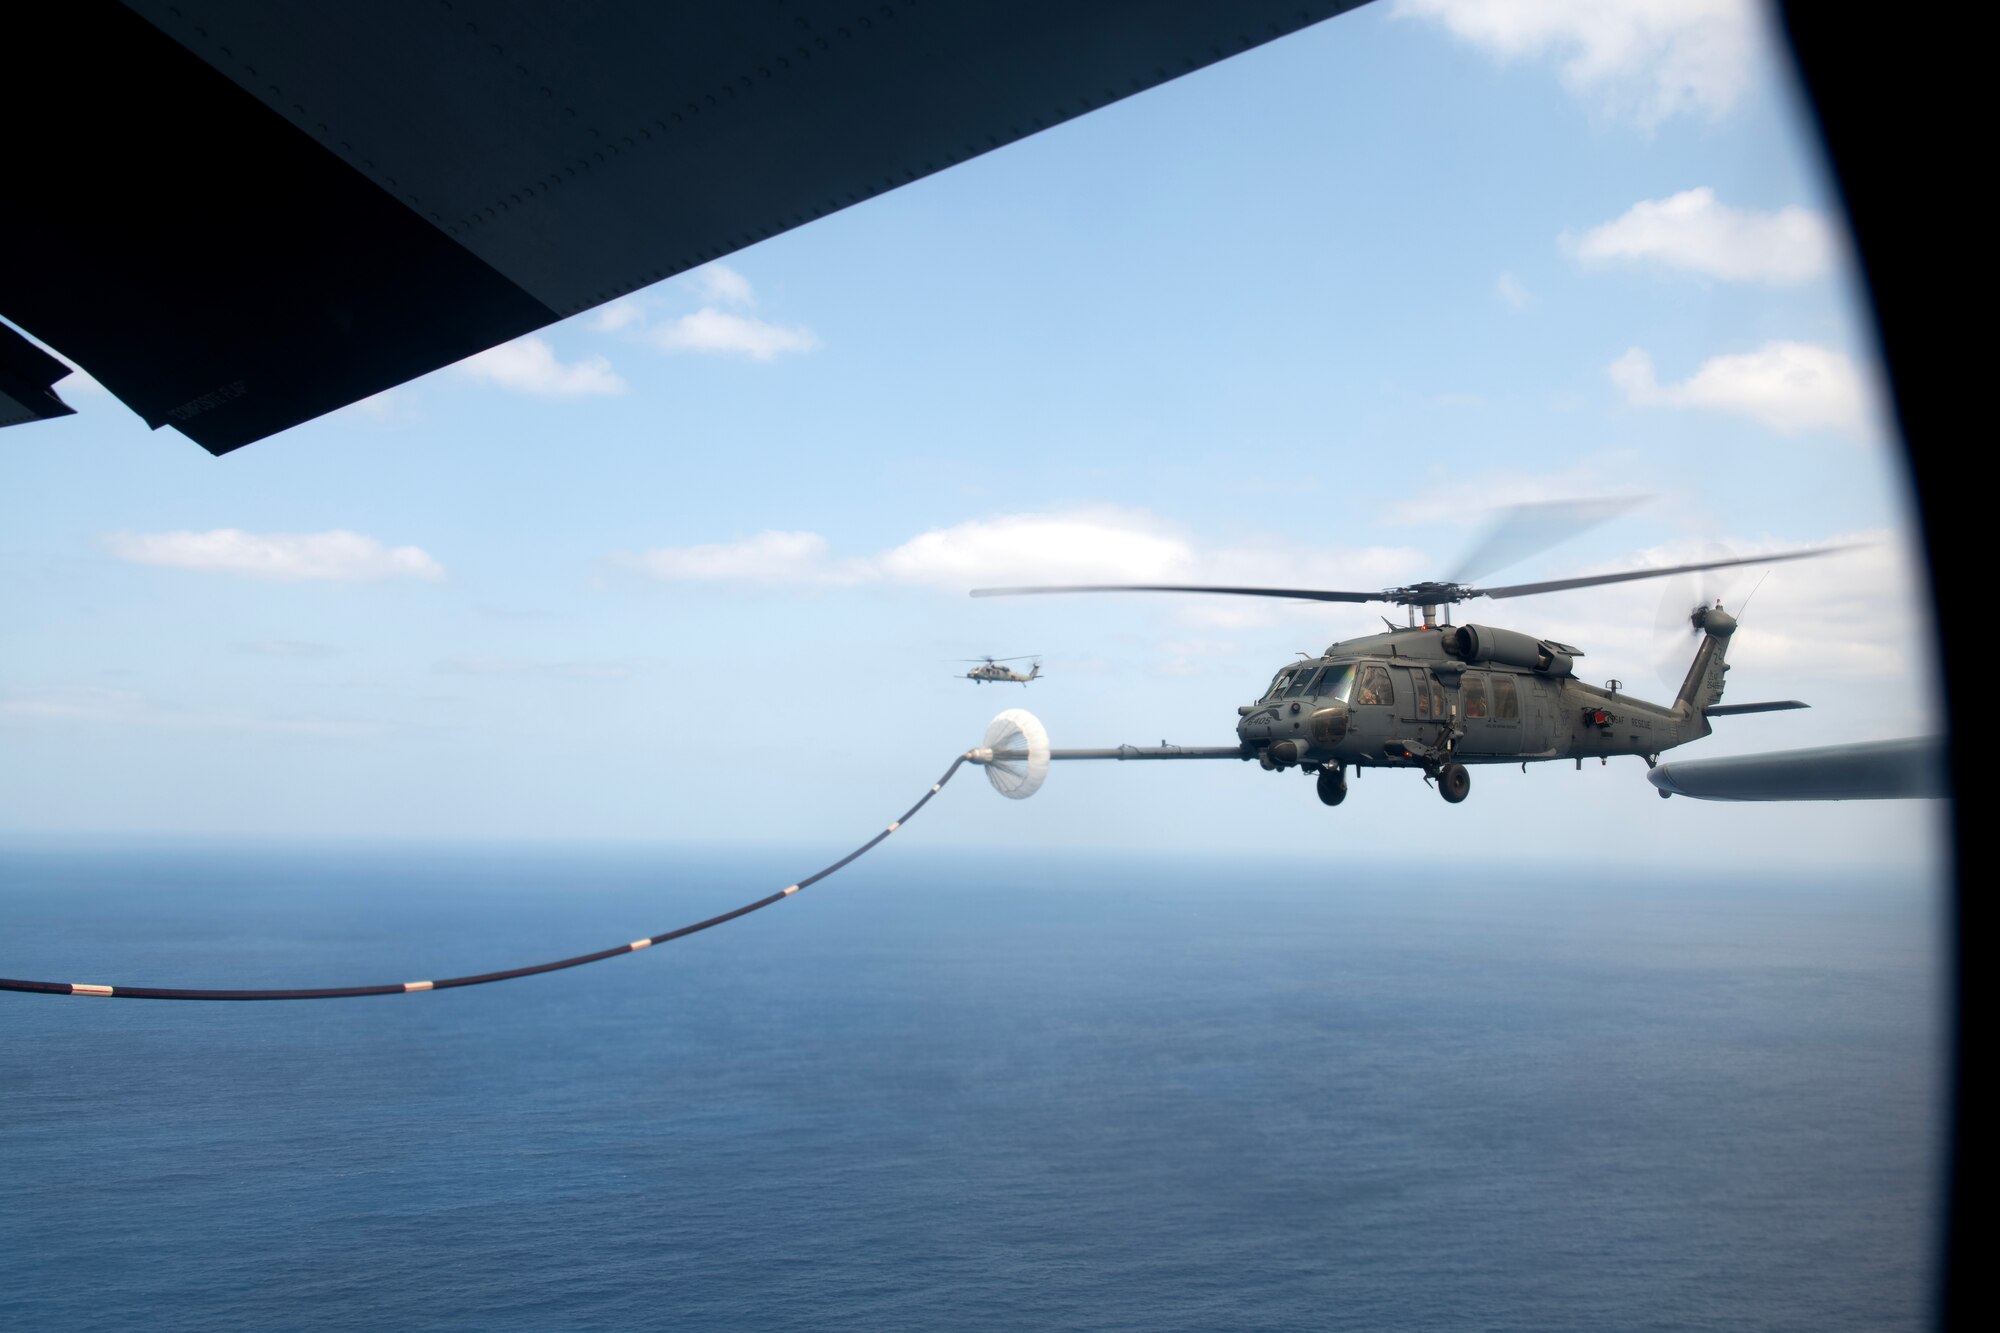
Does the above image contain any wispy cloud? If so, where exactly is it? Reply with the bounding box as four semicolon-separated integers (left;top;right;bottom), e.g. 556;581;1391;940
1385;455;1653;526
628;509;1421;618
0;687;379;737
1685;534;1924;681
876;512;1200;588
591;264;820;361
454;335;626;395
1393;0;1765;125
632;511;1193;589
1495;271;1534;310
1567;187;1838;283
104;529;446;582
337;387;423;426
1522;531;1923;685
589;300;646;333
1609;342;1874;435
236;639;343;659
436;657;650;680
688;262;756;308
650;309;820;360
630;530;843;584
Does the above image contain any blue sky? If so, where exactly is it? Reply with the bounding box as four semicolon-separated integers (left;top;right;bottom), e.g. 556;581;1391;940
1;2;1946;875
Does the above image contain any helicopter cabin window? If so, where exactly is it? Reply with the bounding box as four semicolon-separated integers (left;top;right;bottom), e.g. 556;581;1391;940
1285;667;1321;700
1414;677;1432;719
1353;664;1393;706
1429;678;1448;719
1463;673;1489;719
1316;664;1355;703
1494;675;1520;720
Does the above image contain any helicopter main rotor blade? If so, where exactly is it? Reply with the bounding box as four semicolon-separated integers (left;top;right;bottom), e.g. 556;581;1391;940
1447;495;1651;584
971;583;1381;603
1473;544;1859;601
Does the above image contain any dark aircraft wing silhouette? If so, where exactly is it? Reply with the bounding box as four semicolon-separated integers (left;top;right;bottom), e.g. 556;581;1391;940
1648;737;1947;802
0;324;76;429
1;0;1364;455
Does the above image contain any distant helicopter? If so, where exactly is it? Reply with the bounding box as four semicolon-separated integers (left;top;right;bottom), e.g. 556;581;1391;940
970;529;1847;807
961;655;1042;685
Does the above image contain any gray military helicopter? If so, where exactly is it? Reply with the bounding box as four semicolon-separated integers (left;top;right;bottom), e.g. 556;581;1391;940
970;535;1843;807
961;655;1043;685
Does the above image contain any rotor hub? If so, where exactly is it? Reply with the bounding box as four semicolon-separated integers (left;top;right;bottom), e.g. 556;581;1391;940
1384;581;1474;607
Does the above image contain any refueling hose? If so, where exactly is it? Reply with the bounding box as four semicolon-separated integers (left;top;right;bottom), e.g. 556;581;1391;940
1;757;968;1001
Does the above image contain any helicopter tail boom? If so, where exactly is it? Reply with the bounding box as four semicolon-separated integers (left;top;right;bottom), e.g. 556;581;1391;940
1675;604;1740;725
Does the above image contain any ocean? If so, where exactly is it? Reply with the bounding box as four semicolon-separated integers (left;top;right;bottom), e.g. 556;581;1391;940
1;842;1946;1330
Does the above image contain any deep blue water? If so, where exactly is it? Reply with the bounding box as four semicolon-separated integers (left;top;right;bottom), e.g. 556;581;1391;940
2;842;1946;1331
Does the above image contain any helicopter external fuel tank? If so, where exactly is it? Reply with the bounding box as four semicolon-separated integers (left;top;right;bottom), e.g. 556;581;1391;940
1447;625;1575;676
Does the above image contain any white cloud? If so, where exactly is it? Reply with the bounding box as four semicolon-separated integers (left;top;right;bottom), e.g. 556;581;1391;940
689;262;756;308
1694;535;1927;681
1567;187;1838;283
454;335;626;395
630;530;848;584
1393;0;1764;125
1517;531;1926;687
1610;342;1874;435
632;511;1193;589
651;308;820;360
1385;455;1653;527
1495;271;1533;310
335;386;423;426
875;511;1196;588
104;529;446;582
587;266;819;361
589;299;645;333
0;687;378;737
629;509;1423;634
437;657;646;680
237;640;342;659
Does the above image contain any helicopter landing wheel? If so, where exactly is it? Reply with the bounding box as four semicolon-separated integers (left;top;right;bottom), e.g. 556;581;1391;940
1438;762;1470;804
1316;767;1348;807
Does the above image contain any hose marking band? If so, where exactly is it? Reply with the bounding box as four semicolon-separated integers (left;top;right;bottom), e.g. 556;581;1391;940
3;758;969;1002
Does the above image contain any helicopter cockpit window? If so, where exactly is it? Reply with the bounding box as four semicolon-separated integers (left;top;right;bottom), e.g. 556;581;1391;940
1315;665;1354;703
1263;670;1295;702
1414;678;1432;719
1284;668;1321;700
1494;675;1520;720
1429;679;1448;718
1353;664;1393;707
1463;673;1489;719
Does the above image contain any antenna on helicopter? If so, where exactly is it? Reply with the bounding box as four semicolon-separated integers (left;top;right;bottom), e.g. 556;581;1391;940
1736;570;1772;619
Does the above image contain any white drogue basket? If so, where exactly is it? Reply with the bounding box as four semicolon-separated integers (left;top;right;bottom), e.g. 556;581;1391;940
980;708;1051;799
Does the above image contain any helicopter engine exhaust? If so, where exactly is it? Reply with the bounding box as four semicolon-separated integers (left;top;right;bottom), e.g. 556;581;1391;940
1447;624;1575;676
